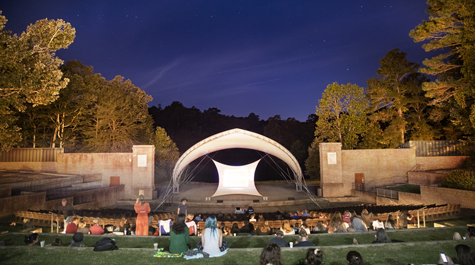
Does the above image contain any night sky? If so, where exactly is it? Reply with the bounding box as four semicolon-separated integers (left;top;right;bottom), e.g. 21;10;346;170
2;1;432;121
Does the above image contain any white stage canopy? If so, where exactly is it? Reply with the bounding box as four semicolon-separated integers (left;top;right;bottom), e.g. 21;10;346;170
172;128;303;193
211;159;262;197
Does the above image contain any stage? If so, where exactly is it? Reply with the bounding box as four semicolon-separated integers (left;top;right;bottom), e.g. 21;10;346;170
117;182;335;213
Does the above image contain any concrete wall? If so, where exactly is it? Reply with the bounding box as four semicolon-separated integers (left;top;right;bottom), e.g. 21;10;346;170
416;156;468;170
408;171;446;186
0;162;58;172
0;187;11;198
0;192;47;217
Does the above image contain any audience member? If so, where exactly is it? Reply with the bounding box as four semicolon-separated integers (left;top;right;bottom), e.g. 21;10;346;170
259;243;282;265
291;212;300;220
231;223;240;234
223;226;231;236
385;214;397;230
185;214;197;236
360;209;373;229
65;217;79;234
134;195;151;236
353;228;403;244
305;248;324;265
302;210;310;218
328;212;347;233
240;222;254;234
249;214;257;222
117;217;130;234
438;244;475;265
300;223;311;235
248;206;254;214
90;219;104;235
348;211;367;232
169;213;190;254
77;220;90;234
281;223;295;235
342;210;352;225
194;214;202;221
200;215;228;255
256;221;272;235
70;232;86;247
346;251;364;265
295;229;315;247
269;230;289;247
24;233;39;246
22;218;35;230
454;227;475;241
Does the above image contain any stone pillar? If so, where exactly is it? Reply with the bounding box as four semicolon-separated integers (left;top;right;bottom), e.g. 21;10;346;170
131;145;155;199
319;143;344;197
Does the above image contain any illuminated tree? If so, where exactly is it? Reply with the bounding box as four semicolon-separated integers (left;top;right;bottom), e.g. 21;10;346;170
0;12;75;150
151;127;180;182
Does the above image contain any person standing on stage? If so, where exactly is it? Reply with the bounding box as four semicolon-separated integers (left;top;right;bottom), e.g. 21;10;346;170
177;198;188;216
134;195;151;236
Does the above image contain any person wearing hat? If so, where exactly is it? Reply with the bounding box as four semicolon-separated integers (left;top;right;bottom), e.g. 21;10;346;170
59;198;74;233
90;219;104;235
177;198;187;216
134;195;151;236
268;230;289;247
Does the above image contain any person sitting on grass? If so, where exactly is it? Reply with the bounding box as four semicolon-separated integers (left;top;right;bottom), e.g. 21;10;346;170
454;226;475;241
90;219;104;235
295;229;315;247
268;230;289;248
305;248;324;265
437;244;475;265
65;217;79;234
24;233;39;246
259;243;282;265
70;232;86;247
353;228;403;244
169;213;190;254
346;251;364;265
199;215;228;256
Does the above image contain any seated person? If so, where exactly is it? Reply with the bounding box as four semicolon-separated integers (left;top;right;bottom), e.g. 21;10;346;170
24;233;39;246
239;222;254;234
169;214;190;254
313;221;327;233
384;215;397;230
453;226;475;240
65;217;79;234
118;217;130;234
249;214;256;222
256;221;272;235
194;214;202;222
259;243;282;265
70;232;86;247
328;212;347;233
302;210;310;218
306;248;324;265
291;212;300;220
22;218;35;230
300;224;311;235
353;228;403;244
268;230;288;247
342;210;352;226
90;219;104;235
77;220;90;234
437;244;475;265
199;216;228;256
281;223;295;235
247;206;254;214
185;214;197;236
222;226;231;236
348;212;367;232
360;209;373;229
295;229;315;247
231;223;240;235
346;251;364;265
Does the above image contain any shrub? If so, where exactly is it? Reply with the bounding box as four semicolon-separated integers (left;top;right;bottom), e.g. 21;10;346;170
442;170;475;191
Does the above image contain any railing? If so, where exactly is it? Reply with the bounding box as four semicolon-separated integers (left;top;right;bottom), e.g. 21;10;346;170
398;140;469;157
377;188;399;200
0;148;64;162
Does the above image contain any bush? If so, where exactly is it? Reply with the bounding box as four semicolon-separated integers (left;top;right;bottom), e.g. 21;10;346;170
442;170;475;191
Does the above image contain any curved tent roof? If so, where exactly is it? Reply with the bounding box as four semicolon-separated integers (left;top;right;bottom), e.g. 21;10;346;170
172;128;303;192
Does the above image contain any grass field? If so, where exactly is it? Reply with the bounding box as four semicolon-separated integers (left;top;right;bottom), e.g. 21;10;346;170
1;226;475;264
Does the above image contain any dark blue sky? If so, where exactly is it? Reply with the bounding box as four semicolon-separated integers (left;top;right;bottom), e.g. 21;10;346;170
2;1;432;121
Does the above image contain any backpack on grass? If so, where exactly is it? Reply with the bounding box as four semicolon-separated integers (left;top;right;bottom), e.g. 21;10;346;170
93;238;118;251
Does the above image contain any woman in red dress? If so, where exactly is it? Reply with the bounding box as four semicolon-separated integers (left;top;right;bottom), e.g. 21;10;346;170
134;195;150;236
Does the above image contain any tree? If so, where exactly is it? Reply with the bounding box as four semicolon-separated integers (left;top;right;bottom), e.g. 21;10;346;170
0;12;75;150
314;82;368;150
83;76;154;152
410;0;475;131
304;138;320;180
151;127;180;182
367;49;429;147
